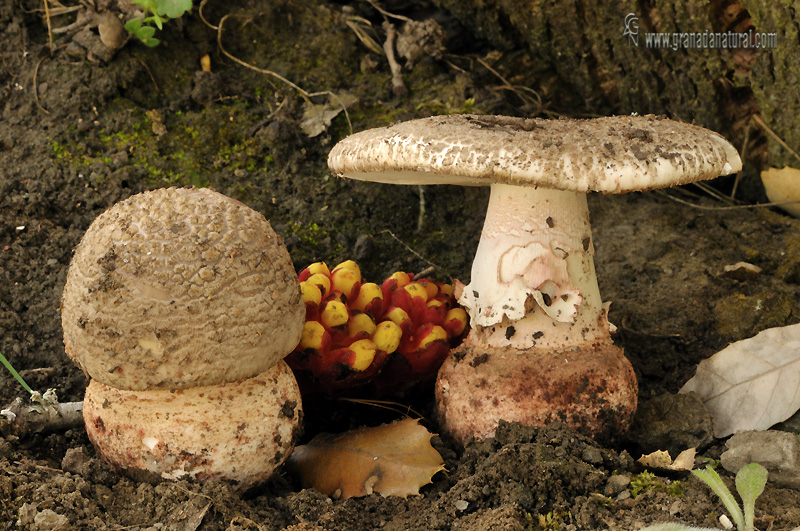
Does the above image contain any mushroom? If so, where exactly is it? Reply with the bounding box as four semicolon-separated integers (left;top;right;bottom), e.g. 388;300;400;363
327;114;742;442
61;187;305;488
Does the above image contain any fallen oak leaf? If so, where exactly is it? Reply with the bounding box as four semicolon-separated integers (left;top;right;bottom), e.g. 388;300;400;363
287;418;445;499
679;322;800;438
761;166;800;218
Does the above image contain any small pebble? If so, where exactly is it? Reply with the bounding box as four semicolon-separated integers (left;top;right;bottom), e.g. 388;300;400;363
604;474;631;497
454;500;469;511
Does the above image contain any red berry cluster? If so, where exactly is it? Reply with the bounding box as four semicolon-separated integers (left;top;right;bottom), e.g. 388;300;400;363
286;260;468;395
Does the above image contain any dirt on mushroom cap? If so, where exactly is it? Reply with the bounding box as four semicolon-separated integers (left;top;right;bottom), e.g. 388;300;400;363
327;114;742;193
60;187;305;391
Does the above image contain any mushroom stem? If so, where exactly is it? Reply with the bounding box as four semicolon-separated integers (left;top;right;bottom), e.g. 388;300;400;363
459;183;611;351
438;183;637;443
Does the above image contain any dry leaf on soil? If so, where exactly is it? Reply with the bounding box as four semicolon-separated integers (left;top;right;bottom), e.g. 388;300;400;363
287;418;445;499
761;166;800;218
679;323;800;438
637;448;696;472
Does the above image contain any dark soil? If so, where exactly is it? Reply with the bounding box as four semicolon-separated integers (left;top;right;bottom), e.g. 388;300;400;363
1;1;799;530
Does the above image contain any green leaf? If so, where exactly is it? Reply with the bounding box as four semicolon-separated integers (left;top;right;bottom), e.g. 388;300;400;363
155;0;193;19
124;19;160;47
150;13;165;31
692;466;745;530
0;350;34;395
735;463;767;531
132;0;159;13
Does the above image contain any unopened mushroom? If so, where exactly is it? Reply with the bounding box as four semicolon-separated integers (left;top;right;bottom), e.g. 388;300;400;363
327;114;742;442
61;187;305;488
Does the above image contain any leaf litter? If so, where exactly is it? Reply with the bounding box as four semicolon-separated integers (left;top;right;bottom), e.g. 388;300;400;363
287;418;445;499
680;322;800;438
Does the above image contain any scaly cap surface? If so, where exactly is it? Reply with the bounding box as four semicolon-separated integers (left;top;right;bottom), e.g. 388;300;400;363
328;114;742;193
61;187;304;390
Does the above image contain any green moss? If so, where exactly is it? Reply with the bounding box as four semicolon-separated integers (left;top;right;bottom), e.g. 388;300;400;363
629;471;684;498
528;510;573;531
775;236;800;284
713;292;796;340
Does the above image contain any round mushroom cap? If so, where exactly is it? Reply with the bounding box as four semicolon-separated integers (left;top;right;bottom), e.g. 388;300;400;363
82;361;302;491
61;187;304;390
328;114;742;193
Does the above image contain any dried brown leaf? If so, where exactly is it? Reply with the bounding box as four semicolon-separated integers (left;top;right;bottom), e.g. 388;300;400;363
761;166;800;217
287;418;445;499
637;448;695;472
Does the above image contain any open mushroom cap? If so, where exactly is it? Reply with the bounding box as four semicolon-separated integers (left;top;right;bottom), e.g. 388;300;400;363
83;361;302;491
61;187;305;390
328;114;742;193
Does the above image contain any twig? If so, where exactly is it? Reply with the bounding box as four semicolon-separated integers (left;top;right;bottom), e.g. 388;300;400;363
33;55;49;114
365;0;412;23
1;393;83;437
382;21;407;97
134;57;160;94
197;0;218;30
217;13;314;104
344;15;383;56
42;0;54;55
338;397;422;419
211;11;352;133
656;190;799;211
751;114;800;165
378;229;447;278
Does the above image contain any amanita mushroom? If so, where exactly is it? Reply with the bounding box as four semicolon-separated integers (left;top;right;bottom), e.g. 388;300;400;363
61;187;305;488
327;114;742;442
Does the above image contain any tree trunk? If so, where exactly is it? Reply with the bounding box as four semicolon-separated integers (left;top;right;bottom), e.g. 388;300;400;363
433;0;799;172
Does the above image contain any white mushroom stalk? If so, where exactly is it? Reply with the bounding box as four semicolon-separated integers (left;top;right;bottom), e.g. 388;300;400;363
459;183;610;351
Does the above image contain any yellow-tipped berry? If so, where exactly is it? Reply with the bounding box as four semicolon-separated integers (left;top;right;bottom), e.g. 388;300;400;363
386;271;412;288
372;320;402;354
418;325;448;350
426;298;445;311
332;259;361;278
306;262;331;276
349;339;377;371
330;267;360;299
439;283;454;298
300;280;322;305
386;306;410;326
348;312;377;338
445;307;468;337
418;279;439;299
300;321;327;351
321;300;349;328
403;282;429;301
351;282;383;312
305;272;331;298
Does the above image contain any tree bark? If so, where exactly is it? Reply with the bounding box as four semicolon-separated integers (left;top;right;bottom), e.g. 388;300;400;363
433;0;799;171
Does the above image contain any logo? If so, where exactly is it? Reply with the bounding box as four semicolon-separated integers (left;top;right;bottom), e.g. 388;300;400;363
624;13;639;47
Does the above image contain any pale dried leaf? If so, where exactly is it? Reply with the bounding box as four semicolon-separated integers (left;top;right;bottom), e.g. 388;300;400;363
761;166;800;218
287;418;445;499
300;93;357;137
636;448;695;472
679;323;800;438
670;448;696;471
637;450;673;469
